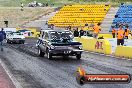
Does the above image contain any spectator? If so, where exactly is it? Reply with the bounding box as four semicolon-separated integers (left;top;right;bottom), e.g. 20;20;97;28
0;28;6;51
83;24;89;31
111;26;116;38
73;28;79;37
50;3;54;6
36;2;39;7
45;21;48;25
115;23;119;28
48;24;51;28
67;25;71;31
85;23;88;26
21;3;24;11
79;28;85;37
93;22;101;39
34;1;37;7
117;25;125;46
51;24;54;29
42;3;45;7
90;23;94;27
124;25;130;39
46;3;48;7
128;33;132;39
86;31;93;37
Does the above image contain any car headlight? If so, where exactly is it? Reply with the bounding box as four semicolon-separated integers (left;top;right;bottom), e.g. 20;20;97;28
79;45;82;49
50;45;55;49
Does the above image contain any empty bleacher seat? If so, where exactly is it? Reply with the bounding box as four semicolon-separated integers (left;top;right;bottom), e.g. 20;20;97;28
48;4;110;28
110;4;132;32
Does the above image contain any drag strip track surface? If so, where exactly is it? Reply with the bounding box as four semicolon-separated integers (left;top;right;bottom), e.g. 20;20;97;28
0;38;132;88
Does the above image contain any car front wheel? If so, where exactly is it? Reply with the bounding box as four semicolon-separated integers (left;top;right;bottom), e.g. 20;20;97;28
76;54;81;60
38;47;45;57
47;50;52;60
7;40;11;44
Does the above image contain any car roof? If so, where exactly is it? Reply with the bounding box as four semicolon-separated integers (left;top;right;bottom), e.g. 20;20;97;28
18;30;31;32
41;29;70;33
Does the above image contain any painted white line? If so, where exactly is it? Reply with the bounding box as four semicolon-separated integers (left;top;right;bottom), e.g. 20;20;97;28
84;51;132;60
126;59;132;61
0;59;23;88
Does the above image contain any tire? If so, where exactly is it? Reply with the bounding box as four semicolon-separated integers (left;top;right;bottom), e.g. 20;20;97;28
79;76;86;85
7;40;9;43
38;47;45;57
22;41;25;44
7;40;11;44
76;54;81;60
47;49;52;60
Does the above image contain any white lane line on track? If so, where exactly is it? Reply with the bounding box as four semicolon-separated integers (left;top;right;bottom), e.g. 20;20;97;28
0;58;23;88
127;59;132;60
84;51;132;61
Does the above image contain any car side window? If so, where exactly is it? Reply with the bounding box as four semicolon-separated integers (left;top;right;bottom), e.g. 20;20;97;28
40;31;43;38
45;33;49;40
40;31;45;38
42;32;45;39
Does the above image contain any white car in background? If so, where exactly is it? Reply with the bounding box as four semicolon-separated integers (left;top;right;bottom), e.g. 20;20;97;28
6;32;25;44
17;30;33;37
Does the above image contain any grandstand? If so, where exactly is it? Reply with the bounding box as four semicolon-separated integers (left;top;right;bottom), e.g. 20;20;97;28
110;4;132;31
48;4;111;28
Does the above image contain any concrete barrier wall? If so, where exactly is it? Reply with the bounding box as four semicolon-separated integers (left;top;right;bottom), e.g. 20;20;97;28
98;34;113;38
115;46;132;58
74;37;112;55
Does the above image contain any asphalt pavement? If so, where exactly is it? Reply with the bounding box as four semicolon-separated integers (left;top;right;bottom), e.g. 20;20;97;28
0;38;132;88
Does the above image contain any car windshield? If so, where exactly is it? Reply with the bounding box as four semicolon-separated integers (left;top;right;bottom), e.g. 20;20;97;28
49;31;73;41
10;32;22;35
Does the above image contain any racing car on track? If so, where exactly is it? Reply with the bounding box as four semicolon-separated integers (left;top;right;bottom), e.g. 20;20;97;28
6;32;25;44
36;29;83;60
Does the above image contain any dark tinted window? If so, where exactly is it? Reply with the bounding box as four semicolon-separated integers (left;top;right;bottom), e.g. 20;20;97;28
50;31;61;40
45;32;49;39
40;31;45;38
49;31;73;40
61;31;73;39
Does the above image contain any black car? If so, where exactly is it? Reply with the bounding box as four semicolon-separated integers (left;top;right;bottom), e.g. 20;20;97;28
36;29;83;60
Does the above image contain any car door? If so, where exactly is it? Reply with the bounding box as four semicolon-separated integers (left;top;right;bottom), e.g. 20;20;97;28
43;32;49;52
39;31;46;51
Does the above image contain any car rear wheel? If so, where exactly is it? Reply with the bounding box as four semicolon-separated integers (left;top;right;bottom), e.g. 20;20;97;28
76;54;81;60
47;50;52;60
21;41;25;44
38;47;45;57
